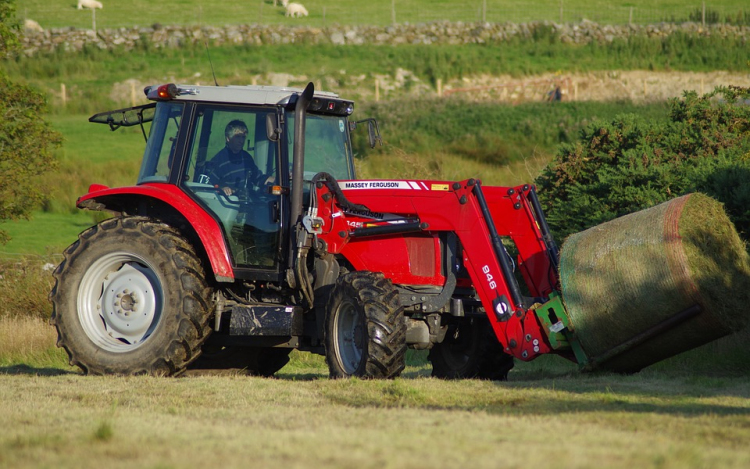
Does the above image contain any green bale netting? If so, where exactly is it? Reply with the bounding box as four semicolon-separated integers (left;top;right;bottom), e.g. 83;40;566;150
559;193;750;373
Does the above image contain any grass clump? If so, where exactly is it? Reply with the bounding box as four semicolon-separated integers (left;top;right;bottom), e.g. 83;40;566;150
92;421;114;442
0;316;68;370
0;259;54;320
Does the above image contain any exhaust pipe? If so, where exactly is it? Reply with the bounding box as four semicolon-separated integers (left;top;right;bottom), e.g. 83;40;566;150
290;82;315;227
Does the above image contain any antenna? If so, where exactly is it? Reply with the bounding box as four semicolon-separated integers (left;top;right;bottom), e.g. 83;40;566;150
204;40;219;86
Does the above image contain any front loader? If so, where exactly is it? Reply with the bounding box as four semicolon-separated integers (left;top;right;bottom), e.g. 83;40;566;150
50;81;730;378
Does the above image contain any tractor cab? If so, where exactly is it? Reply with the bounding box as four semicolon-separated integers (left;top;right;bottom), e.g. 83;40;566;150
89;83;363;276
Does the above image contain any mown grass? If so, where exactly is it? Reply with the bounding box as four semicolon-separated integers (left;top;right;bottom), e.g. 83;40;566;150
1;269;748;468
1;342;749;469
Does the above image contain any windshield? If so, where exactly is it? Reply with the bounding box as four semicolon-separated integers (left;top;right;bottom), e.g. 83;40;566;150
287;113;355;180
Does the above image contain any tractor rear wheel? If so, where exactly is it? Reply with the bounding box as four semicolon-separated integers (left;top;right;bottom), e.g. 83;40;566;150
429;318;514;380
325;271;406;379
49;217;213;376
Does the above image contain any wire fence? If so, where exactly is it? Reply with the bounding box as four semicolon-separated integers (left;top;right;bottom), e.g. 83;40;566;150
18;1;750;30
312;3;748;27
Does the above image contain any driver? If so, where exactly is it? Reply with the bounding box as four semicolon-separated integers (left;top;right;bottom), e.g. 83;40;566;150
208;120;272;196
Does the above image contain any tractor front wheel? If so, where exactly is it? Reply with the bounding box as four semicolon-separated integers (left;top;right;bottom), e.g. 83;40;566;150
428;318;514;380
325;271;406;379
49;217;213;376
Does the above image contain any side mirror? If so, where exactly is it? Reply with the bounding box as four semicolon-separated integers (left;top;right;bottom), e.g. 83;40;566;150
353;118;383;148
266;114;280;142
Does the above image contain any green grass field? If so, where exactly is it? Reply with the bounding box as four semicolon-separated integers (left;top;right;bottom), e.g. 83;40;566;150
0;211;94;259
15;0;750;28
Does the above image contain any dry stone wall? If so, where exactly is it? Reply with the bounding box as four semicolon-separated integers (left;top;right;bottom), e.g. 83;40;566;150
20;20;750;56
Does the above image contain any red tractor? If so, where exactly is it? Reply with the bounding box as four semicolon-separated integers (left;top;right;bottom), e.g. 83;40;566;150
51;83;579;378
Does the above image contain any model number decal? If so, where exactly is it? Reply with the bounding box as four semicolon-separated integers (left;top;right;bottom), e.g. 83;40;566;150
482;265;497;290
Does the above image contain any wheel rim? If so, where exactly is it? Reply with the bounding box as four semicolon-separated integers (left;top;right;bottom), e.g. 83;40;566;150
333;298;364;374
77;252;163;353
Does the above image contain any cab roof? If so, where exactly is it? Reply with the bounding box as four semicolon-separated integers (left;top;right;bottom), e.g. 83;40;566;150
145;83;341;106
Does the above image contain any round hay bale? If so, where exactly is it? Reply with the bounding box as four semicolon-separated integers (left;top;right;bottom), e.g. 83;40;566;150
559;193;750;373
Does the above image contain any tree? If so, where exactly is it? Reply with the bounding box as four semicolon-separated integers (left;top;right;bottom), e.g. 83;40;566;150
0;0;62;244
535;86;750;242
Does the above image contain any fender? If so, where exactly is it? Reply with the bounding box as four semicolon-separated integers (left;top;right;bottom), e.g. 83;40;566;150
77;182;234;282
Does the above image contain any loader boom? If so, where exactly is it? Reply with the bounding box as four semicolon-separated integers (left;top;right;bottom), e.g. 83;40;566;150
313;177;563;362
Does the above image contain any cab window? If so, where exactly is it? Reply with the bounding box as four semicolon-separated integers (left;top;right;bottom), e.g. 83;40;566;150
138;101;183;183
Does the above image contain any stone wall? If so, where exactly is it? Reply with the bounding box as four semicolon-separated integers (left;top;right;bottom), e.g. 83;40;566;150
20;20;750;56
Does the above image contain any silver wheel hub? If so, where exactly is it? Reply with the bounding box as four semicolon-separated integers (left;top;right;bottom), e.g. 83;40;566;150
98;263;158;344
78;252;163;353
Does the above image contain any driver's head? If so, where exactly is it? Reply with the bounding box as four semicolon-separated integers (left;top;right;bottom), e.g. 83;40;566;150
225;120;248;154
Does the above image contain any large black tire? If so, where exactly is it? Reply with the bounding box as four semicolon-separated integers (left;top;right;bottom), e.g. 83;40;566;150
49;217;213;376
428;318;514;381
325;271;407;379
187;342;291;377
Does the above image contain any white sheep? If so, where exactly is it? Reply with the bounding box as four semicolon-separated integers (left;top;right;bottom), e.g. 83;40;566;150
285;2;308;17
77;0;103;10
24;19;44;33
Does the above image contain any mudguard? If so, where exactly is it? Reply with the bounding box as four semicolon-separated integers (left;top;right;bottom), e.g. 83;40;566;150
77;183;234;282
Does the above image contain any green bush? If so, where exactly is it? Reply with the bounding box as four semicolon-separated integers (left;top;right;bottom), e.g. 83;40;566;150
0;0;63;244
535;86;750;241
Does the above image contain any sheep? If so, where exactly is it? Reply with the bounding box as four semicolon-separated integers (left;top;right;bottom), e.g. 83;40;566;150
77;0;103;10
23;18;44;33
285;2;308;17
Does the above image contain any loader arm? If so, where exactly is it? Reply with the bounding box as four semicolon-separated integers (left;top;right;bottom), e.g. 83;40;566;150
314;178;564;362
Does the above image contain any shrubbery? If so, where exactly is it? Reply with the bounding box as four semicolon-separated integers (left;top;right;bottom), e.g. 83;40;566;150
535;86;750;241
0;0;62;244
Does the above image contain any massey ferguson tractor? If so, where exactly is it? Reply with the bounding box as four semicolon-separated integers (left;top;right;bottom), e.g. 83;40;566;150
50;82;583;379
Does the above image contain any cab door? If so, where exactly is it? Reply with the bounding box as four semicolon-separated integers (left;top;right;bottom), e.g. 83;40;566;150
180;104;285;275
